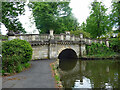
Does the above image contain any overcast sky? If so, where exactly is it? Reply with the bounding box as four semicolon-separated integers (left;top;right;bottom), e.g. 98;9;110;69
1;0;112;35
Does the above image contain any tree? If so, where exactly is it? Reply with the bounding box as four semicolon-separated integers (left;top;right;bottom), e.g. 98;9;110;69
1;2;26;34
28;2;79;34
80;22;86;31
70;30;91;38
56;13;79;33
110;1;120;33
85;1;111;38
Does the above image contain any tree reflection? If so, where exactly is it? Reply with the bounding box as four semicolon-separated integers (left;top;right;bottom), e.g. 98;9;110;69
58;59;120;88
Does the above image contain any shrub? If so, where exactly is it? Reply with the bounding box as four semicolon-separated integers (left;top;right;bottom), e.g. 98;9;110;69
86;42;116;57
23;63;31;68
110;38;120;53
2;39;33;74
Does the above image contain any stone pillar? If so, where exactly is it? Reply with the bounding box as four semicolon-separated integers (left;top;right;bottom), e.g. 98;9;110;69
20;36;23;40
84;38;86;42
50;30;53;36
32;35;36;41
71;35;75;41
65;31;70;40
49;30;54;39
100;40;102;44
94;40;97;43
80;43;86;57
8;36;16;40
88;39;91;44
106;39;109;47
80;33;83;39
60;33;64;40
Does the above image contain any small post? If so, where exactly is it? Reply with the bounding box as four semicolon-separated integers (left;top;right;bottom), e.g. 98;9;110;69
65;31;70;40
80;33;83;39
80;43;86;57
50;30;53;36
49;30;54;39
94;39;97;43
100;40;102;44
106;39;109;47
84;38;86;42
60;33;64;40
88;38;91;44
71;35;75;41
32;35;36;41
20;36;23;40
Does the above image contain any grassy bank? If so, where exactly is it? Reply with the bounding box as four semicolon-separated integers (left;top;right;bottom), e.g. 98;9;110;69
50;60;63;88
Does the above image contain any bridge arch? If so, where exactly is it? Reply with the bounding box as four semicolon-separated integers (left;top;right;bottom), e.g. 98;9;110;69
58;48;78;59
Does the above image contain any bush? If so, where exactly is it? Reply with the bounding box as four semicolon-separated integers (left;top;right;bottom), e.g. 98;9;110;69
110;38;120;53
86;42;116;57
2;39;33;74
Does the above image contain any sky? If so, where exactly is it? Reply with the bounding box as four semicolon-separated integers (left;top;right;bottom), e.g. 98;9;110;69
1;0;112;35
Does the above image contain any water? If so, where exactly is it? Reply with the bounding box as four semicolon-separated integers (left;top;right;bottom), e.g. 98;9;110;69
58;59;120;89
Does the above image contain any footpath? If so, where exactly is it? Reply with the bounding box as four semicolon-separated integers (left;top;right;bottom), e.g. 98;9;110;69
2;60;56;88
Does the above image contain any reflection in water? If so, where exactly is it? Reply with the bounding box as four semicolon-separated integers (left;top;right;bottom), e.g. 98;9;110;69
74;77;91;88
58;59;120;88
59;59;77;71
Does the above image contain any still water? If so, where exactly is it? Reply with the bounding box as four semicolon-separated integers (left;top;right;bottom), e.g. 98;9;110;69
58;59;120;89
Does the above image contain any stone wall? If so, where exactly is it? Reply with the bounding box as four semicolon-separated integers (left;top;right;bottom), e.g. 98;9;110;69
32;45;49;60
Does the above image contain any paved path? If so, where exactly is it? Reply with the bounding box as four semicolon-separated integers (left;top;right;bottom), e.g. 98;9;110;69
2;60;56;88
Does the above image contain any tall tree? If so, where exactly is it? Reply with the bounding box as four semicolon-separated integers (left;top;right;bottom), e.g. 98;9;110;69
110;1;120;33
28;2;79;34
85;1;111;38
1;2;26;34
80;22;86;31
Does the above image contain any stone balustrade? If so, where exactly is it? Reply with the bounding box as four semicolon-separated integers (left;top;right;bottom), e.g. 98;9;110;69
7;30;110;47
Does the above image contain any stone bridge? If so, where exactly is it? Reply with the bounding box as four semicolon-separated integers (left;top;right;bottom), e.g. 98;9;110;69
8;30;109;60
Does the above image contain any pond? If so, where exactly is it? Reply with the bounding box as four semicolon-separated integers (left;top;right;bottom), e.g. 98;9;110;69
58;59;120;89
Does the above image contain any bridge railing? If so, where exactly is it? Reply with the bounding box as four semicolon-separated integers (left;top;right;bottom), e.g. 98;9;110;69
7;30;109;47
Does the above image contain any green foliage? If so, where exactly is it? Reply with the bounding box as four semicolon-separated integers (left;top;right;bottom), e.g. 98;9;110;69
80;22;86;31
23;63;31;68
52;65;55;70
16;64;24;73
118;33;120;38
0;35;8;40
55;75;60;81
29;2;79;34
2;39;33;74
86;42;116;57
2;2;26;33
85;1;112;38
110;38;120;53
70;30;91;38
110;1;120;32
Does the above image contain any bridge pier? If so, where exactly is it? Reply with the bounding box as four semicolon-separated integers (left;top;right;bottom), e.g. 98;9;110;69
79;33;86;57
79;43;86;57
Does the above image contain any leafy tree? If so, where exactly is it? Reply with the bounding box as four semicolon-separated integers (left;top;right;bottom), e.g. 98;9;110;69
70;30;91;38
85;1;111;38
56;13;79;33
1;2;26;34
110;1;120;33
28;2;79;34
80;22;86;31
